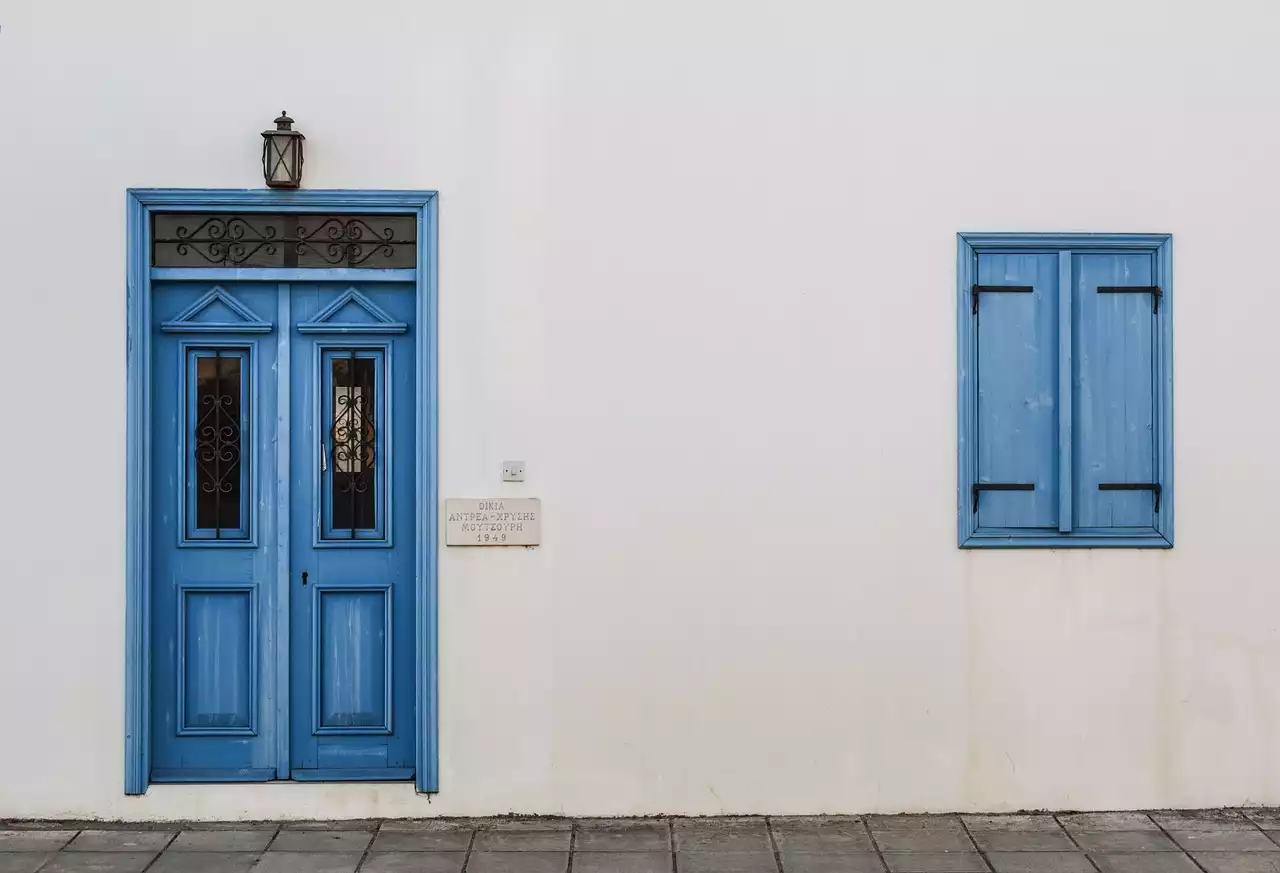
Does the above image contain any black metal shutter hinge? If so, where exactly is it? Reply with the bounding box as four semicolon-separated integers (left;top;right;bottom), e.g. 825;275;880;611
1098;482;1162;513
972;482;1035;512
1097;285;1163;314
972;284;1034;315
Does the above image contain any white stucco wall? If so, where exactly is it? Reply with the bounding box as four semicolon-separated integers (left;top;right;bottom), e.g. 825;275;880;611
1;0;1279;820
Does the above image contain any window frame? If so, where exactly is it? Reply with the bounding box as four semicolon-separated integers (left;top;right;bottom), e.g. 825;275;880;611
317;344;391;545
957;232;1174;548
179;342;256;546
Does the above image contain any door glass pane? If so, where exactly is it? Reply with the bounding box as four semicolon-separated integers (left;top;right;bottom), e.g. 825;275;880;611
331;354;377;532
190;350;247;537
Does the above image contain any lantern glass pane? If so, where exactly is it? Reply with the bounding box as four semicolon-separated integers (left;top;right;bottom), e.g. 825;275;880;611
271;138;296;184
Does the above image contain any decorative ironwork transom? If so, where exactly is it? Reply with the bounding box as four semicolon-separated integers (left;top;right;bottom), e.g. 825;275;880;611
154;213;417;268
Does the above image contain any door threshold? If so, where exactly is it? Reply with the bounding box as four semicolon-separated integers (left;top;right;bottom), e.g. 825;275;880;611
152;768;276;783
152;767;415;784
291;768;415;782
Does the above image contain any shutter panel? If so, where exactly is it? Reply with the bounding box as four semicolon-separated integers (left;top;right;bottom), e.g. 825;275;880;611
1073;253;1157;528
974;253;1059;529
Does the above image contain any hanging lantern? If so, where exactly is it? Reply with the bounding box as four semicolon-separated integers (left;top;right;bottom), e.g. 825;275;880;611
261;111;305;189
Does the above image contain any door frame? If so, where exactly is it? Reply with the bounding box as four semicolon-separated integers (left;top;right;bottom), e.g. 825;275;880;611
125;189;439;795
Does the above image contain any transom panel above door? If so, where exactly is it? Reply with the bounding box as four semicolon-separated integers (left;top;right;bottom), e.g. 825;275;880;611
129;192;439;795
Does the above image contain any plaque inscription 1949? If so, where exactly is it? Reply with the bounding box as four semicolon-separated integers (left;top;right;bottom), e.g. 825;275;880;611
445;498;541;546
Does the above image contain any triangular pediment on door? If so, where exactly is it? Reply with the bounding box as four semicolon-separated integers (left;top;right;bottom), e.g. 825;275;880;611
296;287;409;334
160;286;273;333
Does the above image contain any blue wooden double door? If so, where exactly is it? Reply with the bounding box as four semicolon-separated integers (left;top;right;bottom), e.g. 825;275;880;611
150;280;416;782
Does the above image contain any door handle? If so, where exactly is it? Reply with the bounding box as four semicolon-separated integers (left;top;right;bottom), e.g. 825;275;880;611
301;571;308;586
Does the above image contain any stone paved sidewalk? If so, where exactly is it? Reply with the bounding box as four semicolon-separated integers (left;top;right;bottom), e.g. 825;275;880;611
5;810;1280;873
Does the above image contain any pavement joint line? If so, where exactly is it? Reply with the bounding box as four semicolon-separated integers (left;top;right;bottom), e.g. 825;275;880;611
1148;815;1211;873
955;814;995;873
566;820;576;873
765;815;783;873
863;816;891;873
31;827;82;873
136;828;181;873
261;823;284;853
1051;812;1103;873
668;817;677;873
459;823;479;873
353;820;380;872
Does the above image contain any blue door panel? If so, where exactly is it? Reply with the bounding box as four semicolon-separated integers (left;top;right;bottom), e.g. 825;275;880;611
1073;253;1157;529
288;282;416;778
180;587;255;733
975;253;1058;529
150;280;415;782
151;282;277;778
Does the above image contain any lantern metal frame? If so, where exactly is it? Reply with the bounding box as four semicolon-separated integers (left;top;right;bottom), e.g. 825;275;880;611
261;111;305;189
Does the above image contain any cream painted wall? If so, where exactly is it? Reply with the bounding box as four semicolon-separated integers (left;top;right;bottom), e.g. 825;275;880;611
1;0;1279;820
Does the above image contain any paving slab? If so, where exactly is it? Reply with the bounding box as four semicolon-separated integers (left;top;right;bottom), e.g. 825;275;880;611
379;820;477;833
371;829;474;852
1090;854;1201;873
1170;830;1278;852
1246;812;1280;830
37;853;158;873
676;850;778;873
773;818;875;853
1068;830;1179;852
65;831;174;852
360;851;468;873
983;849;1085;870
881;853;988;873
0;830;77;852
779;853;886;873
282;820;379;831
467;850;570;873
147;851;260;873
962;815;1061;832
253;852;363;873
1193;853;1280;873
269;829;372;852
575;820;670;853
486;820;574;832
173;823;278;831
474;828;573;852
170;829;276;852
866;818;973;855
675;819;773;853
968;830;1075;853
1152;811;1256;831
1057;813;1157;832
986;852;1092;873
0;853;55;873
573;851;674;873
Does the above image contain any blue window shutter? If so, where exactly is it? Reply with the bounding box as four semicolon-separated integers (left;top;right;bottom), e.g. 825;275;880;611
974;253;1059;529
1072;253;1158;528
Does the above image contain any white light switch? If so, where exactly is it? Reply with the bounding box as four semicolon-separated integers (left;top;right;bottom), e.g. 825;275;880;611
502;461;525;482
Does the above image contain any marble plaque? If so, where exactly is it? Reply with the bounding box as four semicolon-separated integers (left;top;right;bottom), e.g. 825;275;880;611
445;498;541;546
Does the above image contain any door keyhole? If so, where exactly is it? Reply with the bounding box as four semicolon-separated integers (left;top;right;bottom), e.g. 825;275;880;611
301;571;308;586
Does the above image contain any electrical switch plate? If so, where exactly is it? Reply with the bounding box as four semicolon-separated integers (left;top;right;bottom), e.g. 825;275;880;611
502;461;525;482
